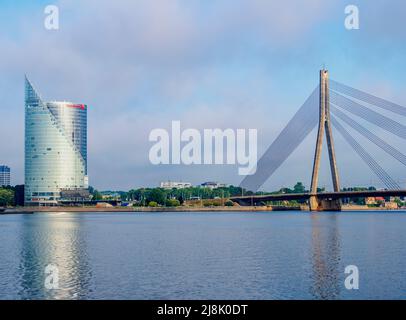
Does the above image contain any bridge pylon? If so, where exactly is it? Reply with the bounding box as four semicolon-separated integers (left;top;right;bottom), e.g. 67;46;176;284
309;70;341;211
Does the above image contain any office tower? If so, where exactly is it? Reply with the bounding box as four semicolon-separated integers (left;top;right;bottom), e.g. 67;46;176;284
25;77;88;205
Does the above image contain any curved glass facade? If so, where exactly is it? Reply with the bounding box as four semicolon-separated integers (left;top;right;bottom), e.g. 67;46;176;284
25;77;88;205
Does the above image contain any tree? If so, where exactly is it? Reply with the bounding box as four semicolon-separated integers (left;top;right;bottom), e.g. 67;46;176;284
0;189;14;206
92;190;103;201
293;182;306;193
165;199;180;207
147;188;166;205
120;192;128;201
394;198;404;207
177;194;185;205
224;200;234;207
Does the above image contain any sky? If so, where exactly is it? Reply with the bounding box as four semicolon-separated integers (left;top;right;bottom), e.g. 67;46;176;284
0;0;405;191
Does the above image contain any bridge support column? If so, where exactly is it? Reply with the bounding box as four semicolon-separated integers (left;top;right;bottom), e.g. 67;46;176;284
321;199;341;211
309;69;342;212
309;196;320;211
309;196;341;211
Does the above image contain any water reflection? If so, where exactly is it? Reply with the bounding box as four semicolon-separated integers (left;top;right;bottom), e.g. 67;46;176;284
16;214;92;299
310;214;341;299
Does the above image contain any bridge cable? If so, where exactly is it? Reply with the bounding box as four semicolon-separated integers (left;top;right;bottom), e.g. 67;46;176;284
330;80;406;117
330;91;406;140
332;117;400;190
331;105;406;167
331;91;406;139
239;86;319;192
331;116;401;190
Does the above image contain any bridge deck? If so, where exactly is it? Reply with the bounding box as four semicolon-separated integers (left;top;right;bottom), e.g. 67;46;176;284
230;190;406;205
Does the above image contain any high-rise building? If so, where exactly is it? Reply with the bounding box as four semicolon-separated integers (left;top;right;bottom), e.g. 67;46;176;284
0;165;11;186
25;77;88;205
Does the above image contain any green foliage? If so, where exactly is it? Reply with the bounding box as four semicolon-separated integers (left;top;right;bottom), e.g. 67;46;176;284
165;199;180;207
293;182;306;193
116;182;313;208
393;198;405;207
354;198;366;205
125;185;248;205
367;203;379;208
147;188;166;205
92;190;103;201
224;200;234;207
148;201;158;207
0;188;14;206
273;182;309;195
132;202;140;207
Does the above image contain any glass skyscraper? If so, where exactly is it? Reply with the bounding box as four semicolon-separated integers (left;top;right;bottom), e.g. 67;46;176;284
25;77;88;205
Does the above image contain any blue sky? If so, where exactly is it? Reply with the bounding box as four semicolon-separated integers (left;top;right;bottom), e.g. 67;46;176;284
0;0;405;190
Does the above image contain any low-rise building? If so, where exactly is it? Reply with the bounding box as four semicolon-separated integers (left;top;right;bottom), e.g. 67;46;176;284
160;181;192;189
100;191;122;200
200;182;227;189
384;202;398;209
375;197;385;205
59;189;91;203
365;197;376;205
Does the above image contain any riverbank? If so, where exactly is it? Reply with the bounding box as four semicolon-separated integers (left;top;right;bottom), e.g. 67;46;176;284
2;205;405;214
2;205;303;214
341;204;406;211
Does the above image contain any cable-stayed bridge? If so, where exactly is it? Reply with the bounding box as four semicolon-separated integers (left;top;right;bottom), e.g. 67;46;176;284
232;70;406;211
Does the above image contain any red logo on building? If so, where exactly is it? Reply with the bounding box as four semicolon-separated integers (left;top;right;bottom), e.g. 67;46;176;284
68;104;86;110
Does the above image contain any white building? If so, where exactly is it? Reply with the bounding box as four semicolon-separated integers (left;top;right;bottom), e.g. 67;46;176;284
160;181;192;189
200;182;227;189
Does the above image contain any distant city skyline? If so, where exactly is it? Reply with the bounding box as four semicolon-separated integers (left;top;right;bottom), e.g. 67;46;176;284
1;1;406;191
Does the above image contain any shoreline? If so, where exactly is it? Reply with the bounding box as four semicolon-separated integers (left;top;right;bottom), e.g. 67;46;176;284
2;206;289;214
1;205;406;214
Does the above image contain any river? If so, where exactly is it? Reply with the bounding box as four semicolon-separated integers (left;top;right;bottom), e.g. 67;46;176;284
0;211;405;299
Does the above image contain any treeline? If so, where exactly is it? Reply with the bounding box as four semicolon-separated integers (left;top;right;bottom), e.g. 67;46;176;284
125;185;248;206
124;182;313;204
90;182;312;207
89;185;251;205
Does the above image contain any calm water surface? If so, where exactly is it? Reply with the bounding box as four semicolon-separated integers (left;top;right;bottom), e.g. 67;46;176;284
0;211;405;300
